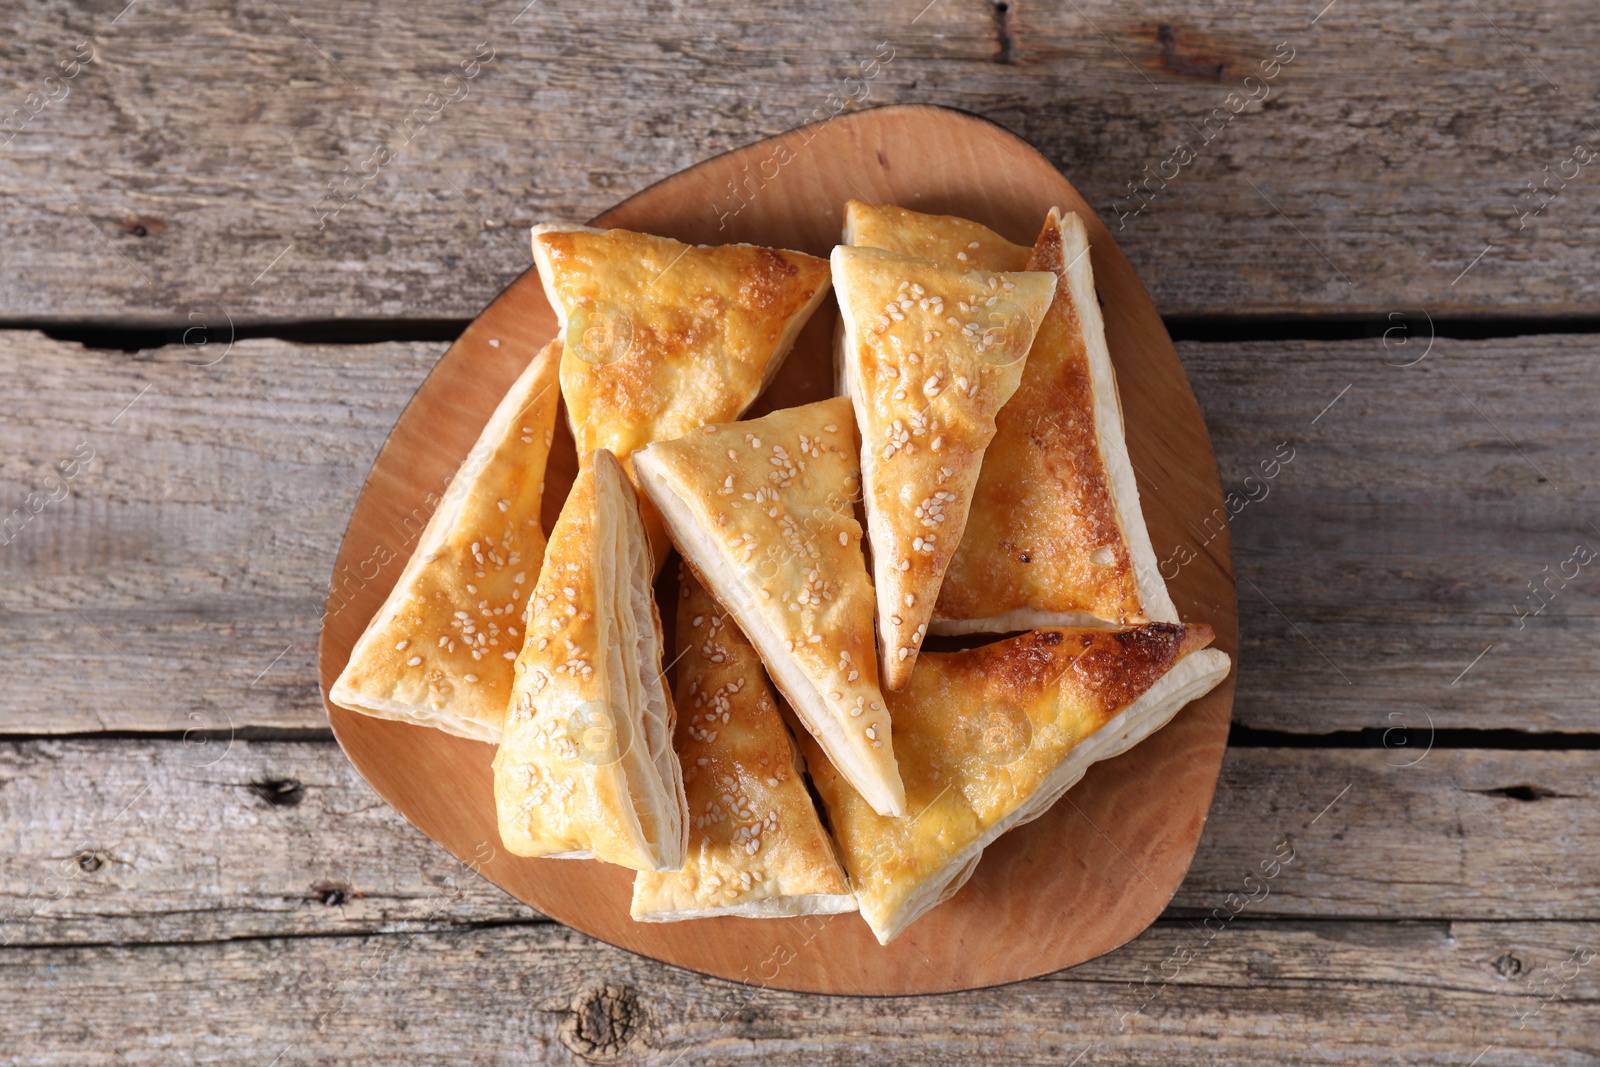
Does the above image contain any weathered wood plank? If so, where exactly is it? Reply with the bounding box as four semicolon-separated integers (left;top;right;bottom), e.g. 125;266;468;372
2;918;1594;1065
0;334;433;732
1184;334;1600;732
2;742;1595;948
4;330;1595;733
0;0;1596;319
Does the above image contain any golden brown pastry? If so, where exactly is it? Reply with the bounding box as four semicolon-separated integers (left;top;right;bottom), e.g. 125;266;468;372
832;243;1056;689
330;338;562;743
491;449;687;871
846;203;1178;632
800;624;1231;944
530;223;832;562
631;571;857;920
843;199;1031;272
632;396;906;818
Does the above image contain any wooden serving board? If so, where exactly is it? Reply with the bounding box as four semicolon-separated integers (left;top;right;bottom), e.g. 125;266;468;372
317;103;1236;995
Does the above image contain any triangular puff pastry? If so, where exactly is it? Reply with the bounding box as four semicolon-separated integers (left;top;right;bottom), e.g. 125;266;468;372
851;204;1177;632
843;199;1031;273
631;571;857;920
832;244;1056;689
491;449;687;871
530;223;832;561
799;624;1231;944
330;338;562;743
632;396;907;818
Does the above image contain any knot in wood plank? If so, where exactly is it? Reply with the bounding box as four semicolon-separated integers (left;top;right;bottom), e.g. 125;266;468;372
559;982;647;1061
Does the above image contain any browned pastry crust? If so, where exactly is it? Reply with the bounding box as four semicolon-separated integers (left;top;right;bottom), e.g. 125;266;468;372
630;571;856;920
831;243;1056;689
632;396;906;818
935;209;1178;631
800;624;1230;944
531;224;832;563
844;202;1178;633
330;337;562;742
492;449;687;872
843;199;1032;272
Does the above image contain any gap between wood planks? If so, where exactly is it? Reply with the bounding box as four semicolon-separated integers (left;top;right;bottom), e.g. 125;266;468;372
7;314;1600;352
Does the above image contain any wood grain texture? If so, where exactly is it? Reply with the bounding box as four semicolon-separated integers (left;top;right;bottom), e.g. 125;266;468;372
0;0;1592;1052
0;0;1596;320
4;742;1595;948
0;333;437;734
1182;333;1600;733
4;330;1595;734
315;104;1237;994
2;917;1594;1065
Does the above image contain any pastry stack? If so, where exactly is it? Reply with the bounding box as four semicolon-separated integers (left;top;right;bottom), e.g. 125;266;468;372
330;202;1231;944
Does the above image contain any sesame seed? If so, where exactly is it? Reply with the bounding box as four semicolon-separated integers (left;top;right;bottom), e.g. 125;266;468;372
395;639;408;651
464;673;478;683
407;656;423;667
838;531;848;546
904;593;915;606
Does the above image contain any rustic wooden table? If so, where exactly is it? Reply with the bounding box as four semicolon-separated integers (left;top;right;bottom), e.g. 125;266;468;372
3;2;1596;1063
